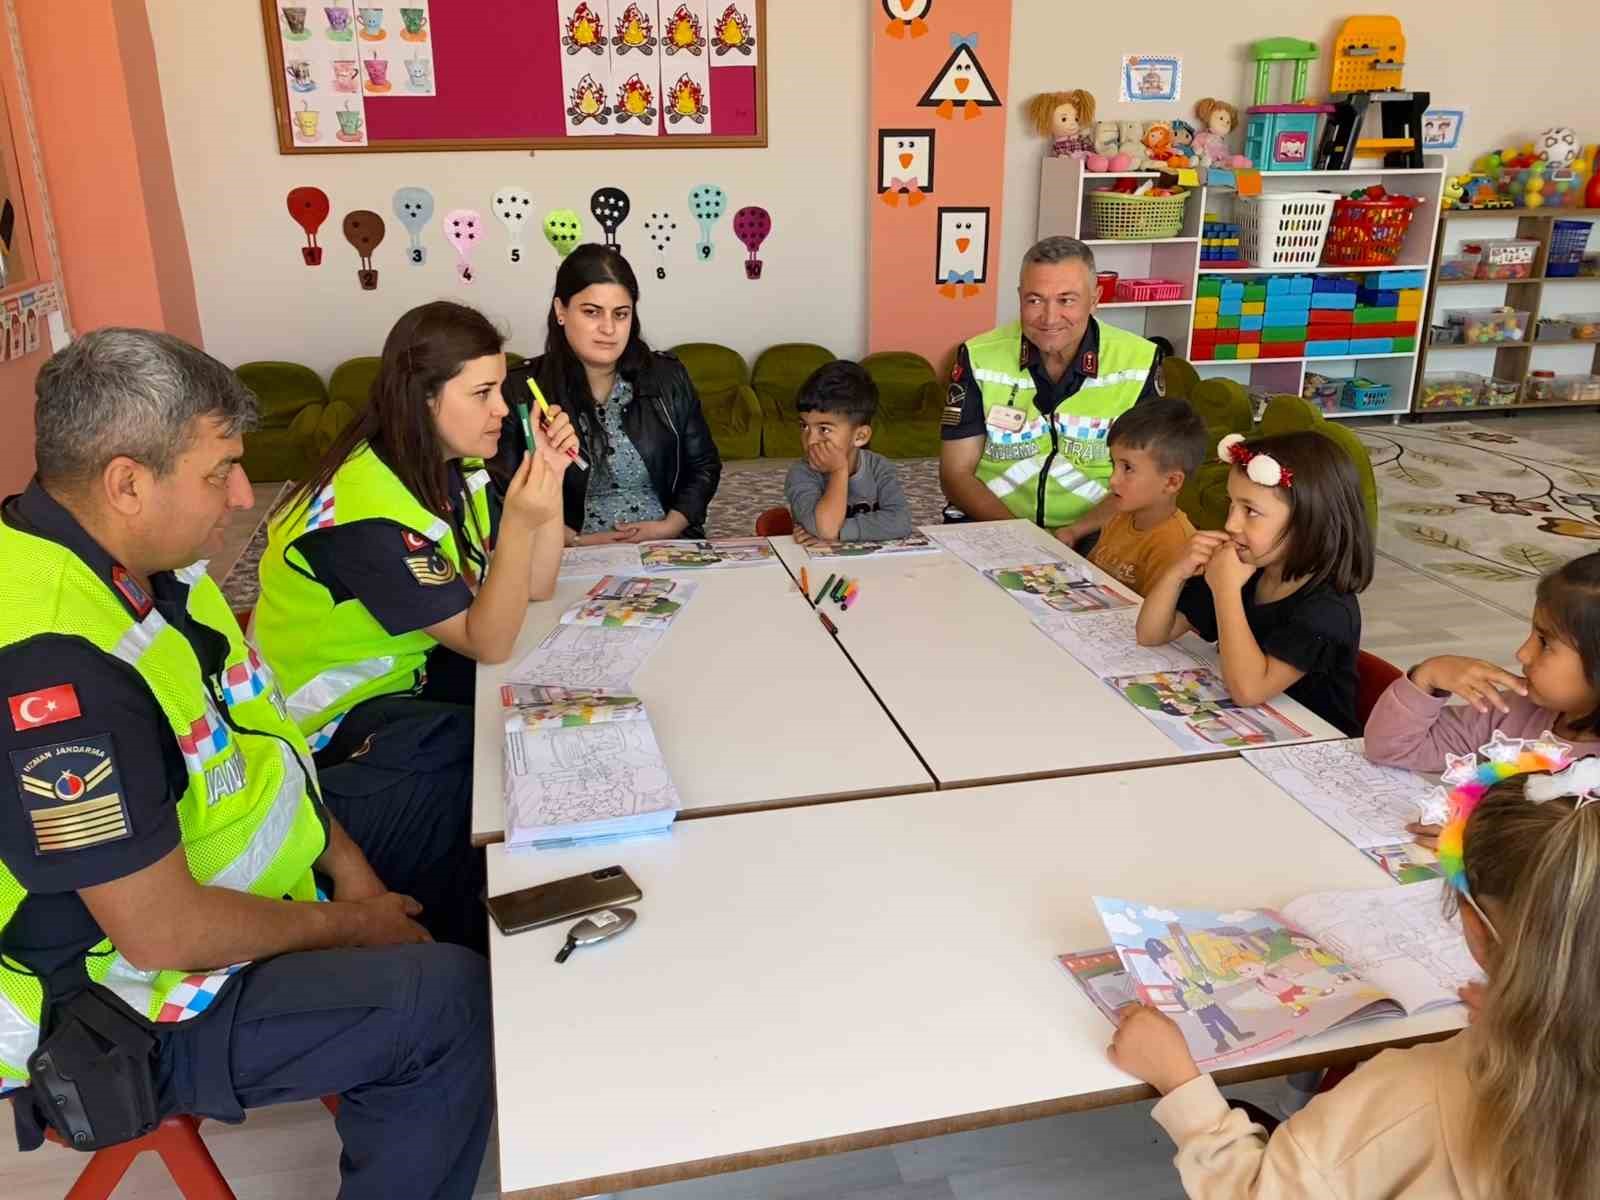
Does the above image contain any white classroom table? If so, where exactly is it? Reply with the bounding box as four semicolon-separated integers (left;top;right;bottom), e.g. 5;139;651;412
487;757;1464;1199
770;521;1342;788
471;560;933;843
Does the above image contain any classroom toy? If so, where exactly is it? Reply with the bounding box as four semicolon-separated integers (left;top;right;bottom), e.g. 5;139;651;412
1028;89;1097;159
1243;37;1329;172
1193;98;1250;169
1463;238;1537;280
1321;187;1420;267
1315;16;1428;171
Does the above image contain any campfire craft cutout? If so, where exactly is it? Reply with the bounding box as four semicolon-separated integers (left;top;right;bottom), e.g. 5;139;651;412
561;3;606;55
666;73;707;125
663;5;705;56
614;74;658;125
710;5;754;56
567;73;611;126
612;3;657;55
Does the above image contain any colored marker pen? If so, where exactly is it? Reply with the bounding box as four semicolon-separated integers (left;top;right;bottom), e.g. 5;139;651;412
816;573;836;605
526;379;590;471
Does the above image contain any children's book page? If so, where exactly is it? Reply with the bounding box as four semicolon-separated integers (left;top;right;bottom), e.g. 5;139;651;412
557;544;645;580
1281;881;1480;1015
1106;668;1312;753
983;562;1130;617
508;624;663;691
504;719;680;846
1032;608;1212;678
560;575;698;629
499;685;644;730
1361;842;1443;884
802;532;940;559
639;538;777;570
1243;739;1442;853
1088;896;1394;1068
924;523;1069;572
1058;948;1141;1022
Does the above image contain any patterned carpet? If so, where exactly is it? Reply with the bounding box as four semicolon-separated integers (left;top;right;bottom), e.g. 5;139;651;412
218;460;948;608
1353;421;1600;619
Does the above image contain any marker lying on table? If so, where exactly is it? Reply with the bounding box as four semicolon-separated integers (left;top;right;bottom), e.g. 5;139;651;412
817;610;839;635
831;576;850;603
842;581;861;610
799;566;811;600
524;378;589;471
815;573;837;606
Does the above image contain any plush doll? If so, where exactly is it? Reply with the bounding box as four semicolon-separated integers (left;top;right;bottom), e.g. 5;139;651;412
1169;118;1196;166
1028;89;1097;159
1193;98;1251;168
1117;119;1144;161
1141;121;1175;165
1088;120;1132;172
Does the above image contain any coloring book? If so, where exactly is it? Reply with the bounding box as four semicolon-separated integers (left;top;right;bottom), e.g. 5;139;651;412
560;575;699;630
639;538;777;570
1106;668;1312;753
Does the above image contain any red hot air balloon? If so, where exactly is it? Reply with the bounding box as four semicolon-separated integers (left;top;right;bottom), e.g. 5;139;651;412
288;186;331;265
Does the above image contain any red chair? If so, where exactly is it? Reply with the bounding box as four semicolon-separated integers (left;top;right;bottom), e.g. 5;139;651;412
46;1115;236;1200
1356;650;1403;727
754;507;794;537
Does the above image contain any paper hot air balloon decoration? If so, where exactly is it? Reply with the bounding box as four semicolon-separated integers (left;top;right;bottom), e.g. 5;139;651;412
393;186;434;266
590;187;631;254
641;211;677;279
688;184;726;262
342;209;386;291
733;206;771;280
493;187;534;264
443;209;483;284
288;186;330;266
544;209;583;259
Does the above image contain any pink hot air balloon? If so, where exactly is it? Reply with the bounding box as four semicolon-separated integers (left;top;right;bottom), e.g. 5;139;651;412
287;186;331;265
732;205;771;280
443;208;483;284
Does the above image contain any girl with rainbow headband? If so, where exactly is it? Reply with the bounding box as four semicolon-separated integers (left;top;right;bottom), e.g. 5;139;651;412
1108;733;1600;1200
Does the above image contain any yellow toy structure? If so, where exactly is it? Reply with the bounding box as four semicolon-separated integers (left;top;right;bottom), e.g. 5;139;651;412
1328;15;1406;93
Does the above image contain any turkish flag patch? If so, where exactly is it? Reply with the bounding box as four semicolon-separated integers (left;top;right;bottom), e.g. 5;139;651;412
9;684;82;732
400;530;430;552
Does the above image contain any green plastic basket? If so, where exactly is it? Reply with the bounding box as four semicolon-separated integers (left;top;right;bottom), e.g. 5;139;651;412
1087;189;1188;240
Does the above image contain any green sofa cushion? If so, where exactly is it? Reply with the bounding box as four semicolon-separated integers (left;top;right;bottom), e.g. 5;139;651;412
753;343;835;459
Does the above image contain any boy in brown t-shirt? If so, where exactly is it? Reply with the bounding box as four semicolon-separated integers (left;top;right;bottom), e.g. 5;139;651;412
1089;398;1208;595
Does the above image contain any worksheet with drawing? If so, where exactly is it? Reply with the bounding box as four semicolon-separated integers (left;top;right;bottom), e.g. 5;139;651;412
507;624;663;691
1242;739;1441;850
923;523;1070;572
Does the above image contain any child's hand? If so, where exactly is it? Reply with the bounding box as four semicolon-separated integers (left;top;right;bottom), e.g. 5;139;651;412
1107;1003;1201;1095
1405;821;1442;851
1409;656;1528;715
806;440;851;476
1174;531;1232;579
1204;537;1257;594
793;527;819;547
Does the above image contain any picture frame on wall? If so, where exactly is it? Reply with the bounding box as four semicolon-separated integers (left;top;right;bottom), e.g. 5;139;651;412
1421;108;1465;150
1118;54;1181;104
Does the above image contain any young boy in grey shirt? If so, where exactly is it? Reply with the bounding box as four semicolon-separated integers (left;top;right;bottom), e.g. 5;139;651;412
784;361;913;543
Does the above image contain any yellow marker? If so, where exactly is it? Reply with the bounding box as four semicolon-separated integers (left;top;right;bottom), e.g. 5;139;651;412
526;378;589;471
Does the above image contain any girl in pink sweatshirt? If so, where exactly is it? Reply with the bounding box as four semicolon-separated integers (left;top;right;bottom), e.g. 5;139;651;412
1365;553;1600;841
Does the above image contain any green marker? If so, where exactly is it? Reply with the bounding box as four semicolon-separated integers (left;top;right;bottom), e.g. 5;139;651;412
525;378;589;471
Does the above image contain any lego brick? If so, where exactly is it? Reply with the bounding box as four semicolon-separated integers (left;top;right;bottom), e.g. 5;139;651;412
1290;277;1314;294
1194;312;1218;330
1218;314;1241;330
1240;314;1264;332
1195;296;1221;313
1311;293;1357;310
1347;337;1393;354
1378;270;1427;289
1243;284;1268;300
1393;337;1416;352
1355;307;1399;324
1214;344;1238;360
1220;282;1246;299
1236;344;1260;359
1305;340;1352;356
1216;329;1240;343
1197;280;1221;297
1242;301;1265;316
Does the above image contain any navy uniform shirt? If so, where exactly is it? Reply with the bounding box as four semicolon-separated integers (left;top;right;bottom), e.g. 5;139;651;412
0;485;316;985
941;318;1164;441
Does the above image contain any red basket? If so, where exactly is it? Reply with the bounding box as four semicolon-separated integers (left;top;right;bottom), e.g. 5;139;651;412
1321;195;1421;266
1115;277;1185;302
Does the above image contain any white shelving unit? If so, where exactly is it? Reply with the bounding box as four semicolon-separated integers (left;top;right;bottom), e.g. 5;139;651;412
1036;156;1446;422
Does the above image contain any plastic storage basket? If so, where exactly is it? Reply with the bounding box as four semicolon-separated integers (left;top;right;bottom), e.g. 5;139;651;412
1547;220;1595;278
1087;189;1188;240
1235;192;1337;268
1114;277;1185;302
1321;194;1420;266
1339;378;1393;411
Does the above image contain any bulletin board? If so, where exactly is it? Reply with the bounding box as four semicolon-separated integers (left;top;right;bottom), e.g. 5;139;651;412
262;0;767;153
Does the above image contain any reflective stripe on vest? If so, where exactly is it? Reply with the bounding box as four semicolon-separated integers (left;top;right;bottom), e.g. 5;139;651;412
0;521;324;1083
255;446;492;739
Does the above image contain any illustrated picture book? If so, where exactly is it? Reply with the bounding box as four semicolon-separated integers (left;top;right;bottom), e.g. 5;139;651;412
984;561;1133;615
559;575;699;630
802;531;940;559
639;538;777;571
1106;667;1312;753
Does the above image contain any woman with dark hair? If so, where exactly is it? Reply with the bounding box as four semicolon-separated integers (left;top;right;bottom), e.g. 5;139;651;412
499;244;722;544
256;300;577;763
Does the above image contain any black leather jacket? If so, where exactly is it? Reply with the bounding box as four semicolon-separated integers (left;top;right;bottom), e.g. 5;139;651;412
497;352;723;538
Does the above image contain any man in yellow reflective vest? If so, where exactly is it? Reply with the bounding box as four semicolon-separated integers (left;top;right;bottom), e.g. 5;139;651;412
939;236;1166;546
0;330;488;1199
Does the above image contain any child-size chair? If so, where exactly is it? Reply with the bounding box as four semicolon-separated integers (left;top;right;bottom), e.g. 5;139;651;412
752;343;836;458
669;342;763;460
754;507;794;536
859;350;943;459
1355;649;1403;726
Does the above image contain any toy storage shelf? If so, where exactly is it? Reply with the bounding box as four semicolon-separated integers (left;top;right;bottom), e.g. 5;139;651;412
1037;156;1444;420
1413;206;1600;416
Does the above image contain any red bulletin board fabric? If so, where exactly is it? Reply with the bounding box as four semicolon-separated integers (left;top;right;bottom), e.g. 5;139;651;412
362;0;757;142
867;1;1013;367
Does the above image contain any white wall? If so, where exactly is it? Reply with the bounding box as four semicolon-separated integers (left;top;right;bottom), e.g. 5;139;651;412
147;1;1594;373
144;0;869;374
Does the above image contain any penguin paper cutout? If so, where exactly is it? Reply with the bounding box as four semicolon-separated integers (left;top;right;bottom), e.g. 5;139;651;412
882;0;931;39
287;186;331;266
392;186;434;265
443;209;482;284
342;210;386;290
544;209;584;258
641;211;677;279
688;184;726;262
590;187;631;254
493;187;534;264
918;35;1000;120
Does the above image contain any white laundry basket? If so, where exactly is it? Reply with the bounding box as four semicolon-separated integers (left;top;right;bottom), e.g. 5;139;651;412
1235;192;1337;269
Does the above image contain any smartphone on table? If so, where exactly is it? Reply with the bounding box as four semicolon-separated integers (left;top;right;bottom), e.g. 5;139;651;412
487;865;642;936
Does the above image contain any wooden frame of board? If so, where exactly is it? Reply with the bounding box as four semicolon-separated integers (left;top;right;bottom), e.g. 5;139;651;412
261;0;767;153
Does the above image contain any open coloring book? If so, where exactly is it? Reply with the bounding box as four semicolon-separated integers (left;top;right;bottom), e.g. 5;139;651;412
924;523;1069;572
803;531;940;559
1106;667;1312;753
556;544;645;581
984;561;1133;616
507;624;663;692
1243;739;1443;883
1062;881;1477;1068
639;538;777;571
560;575;699;630
502;690;680;849
1032;607;1213;679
